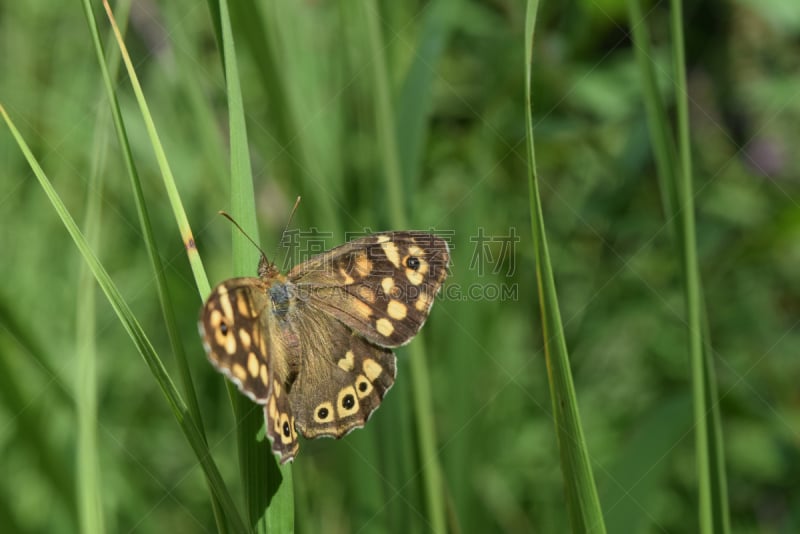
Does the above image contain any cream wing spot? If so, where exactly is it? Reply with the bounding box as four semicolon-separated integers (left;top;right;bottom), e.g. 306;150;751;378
376;234;391;243
338;350;355;372
279;413;293;444
406;269;424;285
415;291;431;311
210;310;228;346
260;364;269;386
354;299;373;319
224;333;237;355
314;402;335;423
381;277;394;296
258;332;267;357
232;363;247;382
239;328;252;350
355;374;373;398
358;285;376;304
268;396;278;420
387;300;407;320
236;296;251;318
381;242;401;268
337;386;359;418
339;268;355;285
353;253;372;277
218;290;234;320
408;245;425;257
376;318;394;337
363;358;383;382
247;352;260;377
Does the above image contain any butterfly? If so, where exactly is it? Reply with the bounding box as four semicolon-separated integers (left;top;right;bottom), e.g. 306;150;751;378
199;230;450;463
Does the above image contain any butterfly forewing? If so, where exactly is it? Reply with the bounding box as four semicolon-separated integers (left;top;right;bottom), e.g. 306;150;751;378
199;279;273;402
289;231;450;348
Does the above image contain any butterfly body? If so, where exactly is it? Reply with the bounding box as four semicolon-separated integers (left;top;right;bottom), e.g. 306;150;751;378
199;231;449;463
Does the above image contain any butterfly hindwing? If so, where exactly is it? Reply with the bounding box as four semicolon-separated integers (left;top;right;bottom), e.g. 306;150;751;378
289;231;450;348
264;373;300;462
286;309;397;439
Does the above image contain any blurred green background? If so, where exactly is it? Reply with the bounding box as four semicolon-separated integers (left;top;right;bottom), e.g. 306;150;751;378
2;0;799;532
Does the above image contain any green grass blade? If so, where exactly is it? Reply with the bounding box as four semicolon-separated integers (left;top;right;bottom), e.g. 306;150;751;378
82;1;230;530
0;104;247;534
629;1;731;531
523;2;607;532
75;85;110;534
702;314;731;534
99;0;209;298
626;0;679;226
670;2;728;531
362;1;446;531
364;1;406;227
259;0;342;234
396;0;459;191
217;0;294;530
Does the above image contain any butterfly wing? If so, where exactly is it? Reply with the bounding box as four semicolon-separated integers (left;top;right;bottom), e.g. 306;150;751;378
288;231;450;348
199;279;300;463
199;231;448;462
284;305;396;439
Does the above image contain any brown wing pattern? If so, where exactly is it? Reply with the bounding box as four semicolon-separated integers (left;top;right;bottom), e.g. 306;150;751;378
288;231;450;348
200;231;447;463
199;278;301;462
199;279;273;402
285;306;397;439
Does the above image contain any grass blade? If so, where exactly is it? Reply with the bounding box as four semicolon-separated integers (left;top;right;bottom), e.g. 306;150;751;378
0;104;247;534
396;0;459;191
217;0;295;530
99;0;209;298
362;1;446;531
82;1;231;530
75;82;110;534
670;2;729;531
628;1;731;531
523;1;607;532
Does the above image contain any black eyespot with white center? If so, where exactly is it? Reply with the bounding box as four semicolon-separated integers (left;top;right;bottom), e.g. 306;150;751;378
318;407;329;419
342;394;355;409
282;421;291;437
220;321;228;335
406;256;421;270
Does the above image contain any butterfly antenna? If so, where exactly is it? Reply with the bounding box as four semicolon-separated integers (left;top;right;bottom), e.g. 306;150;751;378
275;195;301;268
218;211;271;263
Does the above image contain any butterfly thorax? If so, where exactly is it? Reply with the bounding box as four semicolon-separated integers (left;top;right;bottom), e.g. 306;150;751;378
256;255;291;317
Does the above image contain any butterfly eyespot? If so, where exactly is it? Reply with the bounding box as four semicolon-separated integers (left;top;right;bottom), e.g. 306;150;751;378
358;381;368;392
219;322;229;335
342;394;355;409
282;421;291;437
406;256;421;270
317;407;329;419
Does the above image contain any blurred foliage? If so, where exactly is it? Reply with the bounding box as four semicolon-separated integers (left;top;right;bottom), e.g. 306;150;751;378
1;0;799;532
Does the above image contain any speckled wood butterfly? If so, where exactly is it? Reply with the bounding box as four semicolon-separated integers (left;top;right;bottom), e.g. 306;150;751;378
199;231;450;463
